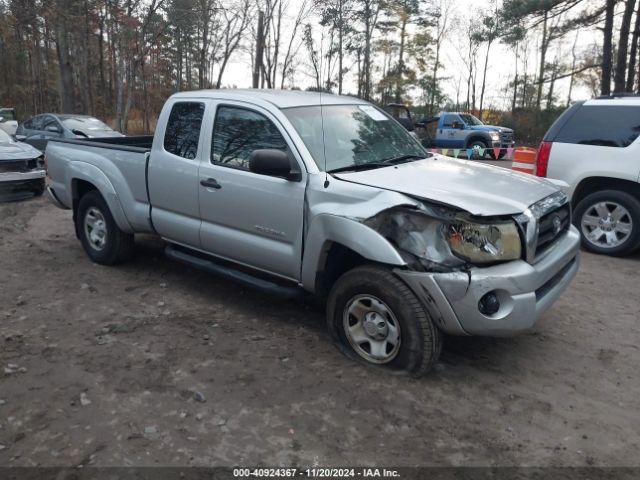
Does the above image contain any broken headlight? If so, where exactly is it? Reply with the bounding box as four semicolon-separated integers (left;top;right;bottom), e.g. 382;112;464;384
447;220;521;264
365;207;522;269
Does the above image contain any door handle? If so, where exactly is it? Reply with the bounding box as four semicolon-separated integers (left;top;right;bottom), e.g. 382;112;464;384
200;178;222;189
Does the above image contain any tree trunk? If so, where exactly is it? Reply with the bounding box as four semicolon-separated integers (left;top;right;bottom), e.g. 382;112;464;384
567;32;579;106
253;11;264;88
535;11;549;110
394;16;407;102
363;5;372;100
338;0;343;94
512;69;518;113
55;31;75;113
601;0;616;96
614;0;637;92
626;3;640;91
478;38;492;119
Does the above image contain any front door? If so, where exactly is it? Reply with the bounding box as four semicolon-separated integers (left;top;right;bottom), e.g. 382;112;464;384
439;114;466;149
198;103;306;281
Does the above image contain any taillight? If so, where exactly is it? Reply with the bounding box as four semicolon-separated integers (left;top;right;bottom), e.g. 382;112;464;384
535;141;552;177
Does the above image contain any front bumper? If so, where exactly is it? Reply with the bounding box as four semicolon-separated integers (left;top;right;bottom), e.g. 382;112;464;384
396;226;581;336
491;140;516;149
0;169;46;182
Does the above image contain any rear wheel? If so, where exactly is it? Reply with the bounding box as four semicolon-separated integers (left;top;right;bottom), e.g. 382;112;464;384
574;190;640;256
326;265;442;377
76;190;134;265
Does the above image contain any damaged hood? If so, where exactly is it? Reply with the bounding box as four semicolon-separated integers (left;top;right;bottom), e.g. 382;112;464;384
334;155;558;217
0;140;42;161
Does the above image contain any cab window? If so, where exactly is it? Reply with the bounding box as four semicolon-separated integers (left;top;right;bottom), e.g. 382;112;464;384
442;114;461;127
163;102;205;159
211;106;288;171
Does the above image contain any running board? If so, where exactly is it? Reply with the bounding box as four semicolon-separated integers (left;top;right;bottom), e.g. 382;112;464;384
165;245;304;299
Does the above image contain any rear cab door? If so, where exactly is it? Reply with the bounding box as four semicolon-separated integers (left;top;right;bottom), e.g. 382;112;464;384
197;100;307;281
148;98;209;247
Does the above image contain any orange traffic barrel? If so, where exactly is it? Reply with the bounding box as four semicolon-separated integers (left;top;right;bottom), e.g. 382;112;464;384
511;149;537;174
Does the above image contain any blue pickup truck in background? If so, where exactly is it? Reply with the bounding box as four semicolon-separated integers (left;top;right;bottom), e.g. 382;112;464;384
384;104;515;159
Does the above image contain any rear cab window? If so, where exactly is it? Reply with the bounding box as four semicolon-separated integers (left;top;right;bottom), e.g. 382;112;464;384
549;104;640;148
163;102;205;159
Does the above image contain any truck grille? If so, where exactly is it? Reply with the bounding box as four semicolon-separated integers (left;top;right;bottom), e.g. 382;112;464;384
535;204;571;257
0;159;39;173
500;132;514;142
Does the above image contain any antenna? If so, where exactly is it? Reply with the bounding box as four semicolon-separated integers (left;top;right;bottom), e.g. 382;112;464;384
319;29;329;188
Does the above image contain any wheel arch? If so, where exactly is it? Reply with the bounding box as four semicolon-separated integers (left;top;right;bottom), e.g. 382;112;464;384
572;176;640;208
465;133;492;148
69;163;133;234
301;214;406;295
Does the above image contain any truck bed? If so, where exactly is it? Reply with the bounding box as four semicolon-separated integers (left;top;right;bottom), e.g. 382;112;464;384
46;135;154;234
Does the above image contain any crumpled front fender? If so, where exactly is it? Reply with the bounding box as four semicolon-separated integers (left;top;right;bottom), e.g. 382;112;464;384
301;213;407;291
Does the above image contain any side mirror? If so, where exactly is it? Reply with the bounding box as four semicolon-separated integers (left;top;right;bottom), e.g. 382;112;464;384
15;134;27;141
72;129;89;138
45;125;61;133
249;149;301;181
451;121;464;129
0;117;4;123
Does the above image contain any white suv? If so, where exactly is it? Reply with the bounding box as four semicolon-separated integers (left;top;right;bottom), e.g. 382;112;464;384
534;95;640;256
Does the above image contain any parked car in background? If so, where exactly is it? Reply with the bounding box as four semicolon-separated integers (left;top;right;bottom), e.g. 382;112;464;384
384;105;515;159
16;114;123;151
534;95;640;256
0;128;45;200
420;112;515;159
0;107;18;136
383;103;418;132
45;90;580;376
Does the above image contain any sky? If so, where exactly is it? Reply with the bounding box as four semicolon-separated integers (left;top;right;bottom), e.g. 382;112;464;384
220;0;603;107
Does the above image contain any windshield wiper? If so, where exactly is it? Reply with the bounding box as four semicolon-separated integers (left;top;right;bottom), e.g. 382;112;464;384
380;154;427;165
327;162;392;174
327;154;428;174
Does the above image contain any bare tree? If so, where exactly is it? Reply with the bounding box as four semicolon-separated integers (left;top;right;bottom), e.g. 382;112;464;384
601;0;616;95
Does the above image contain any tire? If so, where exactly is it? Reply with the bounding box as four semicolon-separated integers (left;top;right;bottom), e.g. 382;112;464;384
326;265;442;377
467;140;488;159
76;190;134;265
573;189;640;256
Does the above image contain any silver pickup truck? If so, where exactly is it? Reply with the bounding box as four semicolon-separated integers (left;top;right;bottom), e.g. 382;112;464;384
46;90;580;376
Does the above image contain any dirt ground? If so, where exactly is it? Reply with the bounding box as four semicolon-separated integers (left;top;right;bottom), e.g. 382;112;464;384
1;196;639;468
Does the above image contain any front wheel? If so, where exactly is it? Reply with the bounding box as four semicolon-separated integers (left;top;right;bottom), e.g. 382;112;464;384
326;265;442;377
574;190;640;256
76;190;134;265
467;140;488;159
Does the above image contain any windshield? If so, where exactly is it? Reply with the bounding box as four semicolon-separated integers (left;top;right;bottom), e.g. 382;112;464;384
284;104;426;172
0;109;16;121
459;114;483;126
60;116;113;132
0;129;12;142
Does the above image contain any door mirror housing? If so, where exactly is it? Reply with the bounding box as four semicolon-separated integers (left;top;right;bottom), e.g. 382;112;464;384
14;134;27;141
249;149;301;181
451;121;464;129
45;124;62;134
